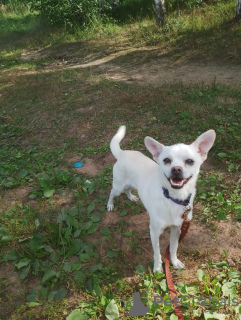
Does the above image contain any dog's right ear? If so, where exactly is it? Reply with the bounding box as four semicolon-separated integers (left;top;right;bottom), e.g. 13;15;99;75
144;137;164;161
192;129;216;161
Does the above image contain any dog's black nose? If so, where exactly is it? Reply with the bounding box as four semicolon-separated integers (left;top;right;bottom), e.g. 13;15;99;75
171;166;182;174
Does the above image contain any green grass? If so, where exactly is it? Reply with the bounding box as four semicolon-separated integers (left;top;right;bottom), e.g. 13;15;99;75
0;2;241;319
0;0;240;63
1;76;241;319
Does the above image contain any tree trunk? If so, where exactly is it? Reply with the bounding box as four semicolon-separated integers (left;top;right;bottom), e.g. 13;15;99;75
154;0;166;27
237;0;241;18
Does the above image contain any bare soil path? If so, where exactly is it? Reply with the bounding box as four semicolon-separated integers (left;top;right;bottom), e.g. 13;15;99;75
21;45;241;86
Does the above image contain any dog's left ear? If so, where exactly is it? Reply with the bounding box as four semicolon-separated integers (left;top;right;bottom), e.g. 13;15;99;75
192;130;216;161
144;137;164;161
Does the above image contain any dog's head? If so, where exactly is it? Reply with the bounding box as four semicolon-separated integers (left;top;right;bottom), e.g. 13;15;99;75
144;130;216;191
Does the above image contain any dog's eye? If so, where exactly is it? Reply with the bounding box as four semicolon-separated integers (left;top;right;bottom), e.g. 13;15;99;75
163;158;171;164
186;159;194;165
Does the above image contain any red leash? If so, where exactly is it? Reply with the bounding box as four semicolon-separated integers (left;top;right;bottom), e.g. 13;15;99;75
164;220;191;320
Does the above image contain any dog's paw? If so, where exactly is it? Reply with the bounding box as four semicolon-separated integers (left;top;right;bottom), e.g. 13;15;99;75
107;203;114;211
172;259;185;270
153;265;164;273
129;194;139;202
153;259;164;273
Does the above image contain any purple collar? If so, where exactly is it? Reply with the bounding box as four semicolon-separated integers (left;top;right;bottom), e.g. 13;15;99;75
162;187;191;206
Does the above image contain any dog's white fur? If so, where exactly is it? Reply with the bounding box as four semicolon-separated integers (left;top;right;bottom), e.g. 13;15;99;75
107;126;216;273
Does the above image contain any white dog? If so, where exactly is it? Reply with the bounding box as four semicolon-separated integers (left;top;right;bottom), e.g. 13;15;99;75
107;126;216;273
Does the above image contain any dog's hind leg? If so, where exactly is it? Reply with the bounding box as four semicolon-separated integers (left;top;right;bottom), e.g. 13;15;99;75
170;226;185;269
126;188;139;202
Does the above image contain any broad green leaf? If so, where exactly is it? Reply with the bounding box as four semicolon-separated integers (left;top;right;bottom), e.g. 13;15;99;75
16;258;31;269
216;193;224;202
177;282;187;295
66;239;83;258
204;284;209;295
107;249;120;258
49;252;59;263
227;270;241;282
44;188;55;198
204;311;226;320
71;261;81;271
19;169;28;178
61;171;70;182
87;202;95;214
87;278;101;296
212;261;228;268
186;284;198;295
3;251;17;261
87;225;97;234
44;245;54;253
27;292;38;302
66;309;88;320
48;291;57;302
217;153;227;158
124;231;133;237
1;235;13;242
66;309;81;320
170;314;178;320
159;279;167;292
79;253;91;262
20;264;31;280
155;270;165;279
35;219;40;229
55;286;68;301
66;217;79;229
222;282;236;299
62;262;71;273
74;229;81;237
41;287;48;299
120;209;127;217
100;228;110;236
197;269;205;281
29;302;41;307
82;221;92;230
42;270;57;283
68;207;78;216
90;214;102;222
135;264;146;275
101;295;108;307
235;205;241;212
105;299;119;320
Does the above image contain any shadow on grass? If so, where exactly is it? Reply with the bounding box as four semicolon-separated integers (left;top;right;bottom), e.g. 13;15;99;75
0;13;61;51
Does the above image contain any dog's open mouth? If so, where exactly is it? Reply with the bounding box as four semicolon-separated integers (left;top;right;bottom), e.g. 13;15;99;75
167;176;192;189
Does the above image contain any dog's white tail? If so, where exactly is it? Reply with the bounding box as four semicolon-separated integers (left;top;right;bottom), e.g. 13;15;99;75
110;125;126;159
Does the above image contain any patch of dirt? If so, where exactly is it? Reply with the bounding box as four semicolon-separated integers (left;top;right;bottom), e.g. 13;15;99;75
0;263;39;319
20;45;241;87
67;153;115;176
0;186;32;212
2;185;31;203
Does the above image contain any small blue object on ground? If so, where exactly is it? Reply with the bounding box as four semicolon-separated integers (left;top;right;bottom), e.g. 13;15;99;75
74;162;84;168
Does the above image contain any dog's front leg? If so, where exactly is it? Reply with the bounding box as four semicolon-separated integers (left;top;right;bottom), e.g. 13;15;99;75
170;226;185;269
150;224;164;273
